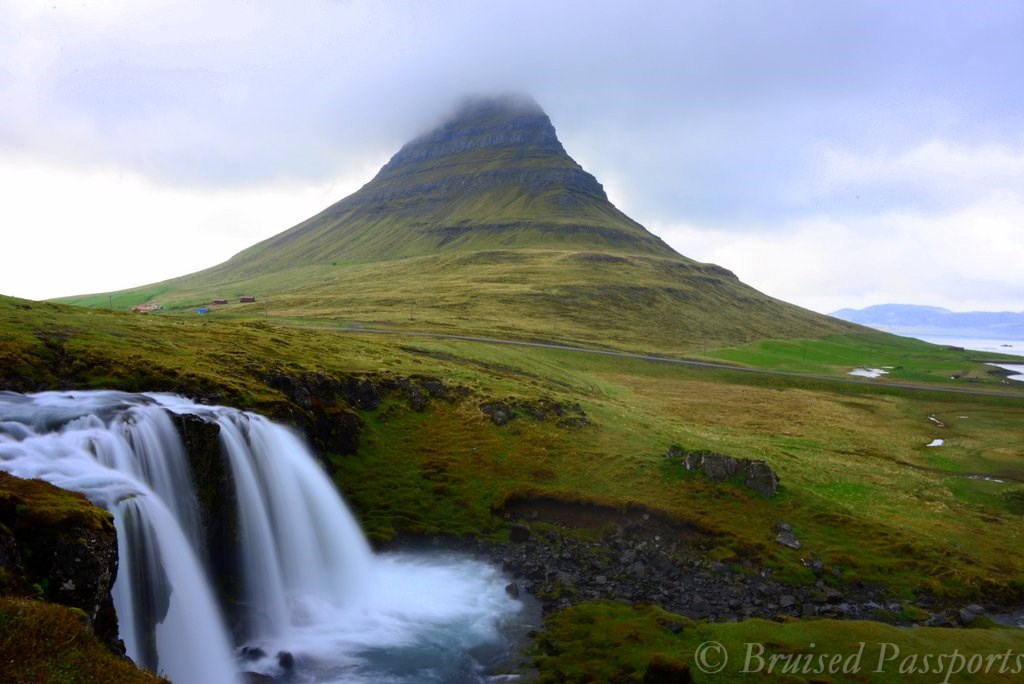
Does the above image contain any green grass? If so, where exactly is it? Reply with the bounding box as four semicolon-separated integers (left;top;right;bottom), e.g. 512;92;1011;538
534;601;1024;683
57;248;861;357
708;333;1024;384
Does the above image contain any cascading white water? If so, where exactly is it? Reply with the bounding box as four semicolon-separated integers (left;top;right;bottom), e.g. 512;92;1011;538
0;391;237;683
0;391;526;683
150;396;378;643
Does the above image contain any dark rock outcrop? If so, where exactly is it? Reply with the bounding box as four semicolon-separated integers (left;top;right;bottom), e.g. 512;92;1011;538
264;372;364;463
479;397;590;429
264;372;471;465
172;413;240;607
359;95;610;211
491;498;893;624
671;448;780;497
0;471;122;653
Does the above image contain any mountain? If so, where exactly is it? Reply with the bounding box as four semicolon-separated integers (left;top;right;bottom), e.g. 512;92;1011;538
227;94;675;270
831;304;1024;340
63;95;857;354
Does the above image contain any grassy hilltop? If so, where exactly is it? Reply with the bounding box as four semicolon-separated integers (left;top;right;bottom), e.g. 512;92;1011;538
8;96;1024;680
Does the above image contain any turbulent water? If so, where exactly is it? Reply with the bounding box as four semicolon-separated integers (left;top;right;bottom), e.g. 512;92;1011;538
0;390;526;683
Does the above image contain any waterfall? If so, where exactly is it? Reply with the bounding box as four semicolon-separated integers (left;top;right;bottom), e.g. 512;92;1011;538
0;390;524;683
0;391;239;682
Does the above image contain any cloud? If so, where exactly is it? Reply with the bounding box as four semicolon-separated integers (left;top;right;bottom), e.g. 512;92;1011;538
6;1;1020;189
651;188;1024;314
814;140;1024;213
0;152;367;300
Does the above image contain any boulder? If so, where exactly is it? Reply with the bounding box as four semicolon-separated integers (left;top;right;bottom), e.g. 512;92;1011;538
678;450;780;497
775;531;802;549
745;460;780;497
480;401;514;425
958;605;986;625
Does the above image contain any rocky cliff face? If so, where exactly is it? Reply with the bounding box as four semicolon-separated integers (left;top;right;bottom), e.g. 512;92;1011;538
362;95;609;206
0;471;122;653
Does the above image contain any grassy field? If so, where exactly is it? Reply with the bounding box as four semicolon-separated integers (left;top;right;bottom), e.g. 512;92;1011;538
332;332;1024;598
56;247;860;357
535;601;1024;683
2;294;1023;680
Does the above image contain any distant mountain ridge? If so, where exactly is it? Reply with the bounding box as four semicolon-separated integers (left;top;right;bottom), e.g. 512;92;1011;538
63;94;858;354
831;304;1024;339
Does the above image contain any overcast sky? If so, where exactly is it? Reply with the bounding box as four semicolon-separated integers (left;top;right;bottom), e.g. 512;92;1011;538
1;0;1022;315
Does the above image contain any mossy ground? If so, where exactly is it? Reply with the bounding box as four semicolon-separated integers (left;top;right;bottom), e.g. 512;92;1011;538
535;601;1024;683
0;472;113;539
0;597;167;684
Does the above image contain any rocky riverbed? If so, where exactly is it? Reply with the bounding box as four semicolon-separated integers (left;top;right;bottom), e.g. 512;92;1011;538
487;498;897;624
391;497;1010;632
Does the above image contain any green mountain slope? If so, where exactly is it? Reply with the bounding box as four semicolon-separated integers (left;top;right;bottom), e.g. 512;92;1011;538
61;95;857;353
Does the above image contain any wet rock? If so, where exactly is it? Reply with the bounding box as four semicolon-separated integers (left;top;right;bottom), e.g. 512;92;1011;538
173;413;240;607
240;646;267;660
277;650;295;670
509;524;531;543
959;605;986;625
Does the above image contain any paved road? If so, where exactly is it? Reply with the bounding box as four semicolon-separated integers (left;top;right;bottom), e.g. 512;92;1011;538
313;325;1024;400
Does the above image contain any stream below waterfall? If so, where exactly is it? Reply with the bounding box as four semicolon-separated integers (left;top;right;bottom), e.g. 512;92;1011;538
0;390;532;683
